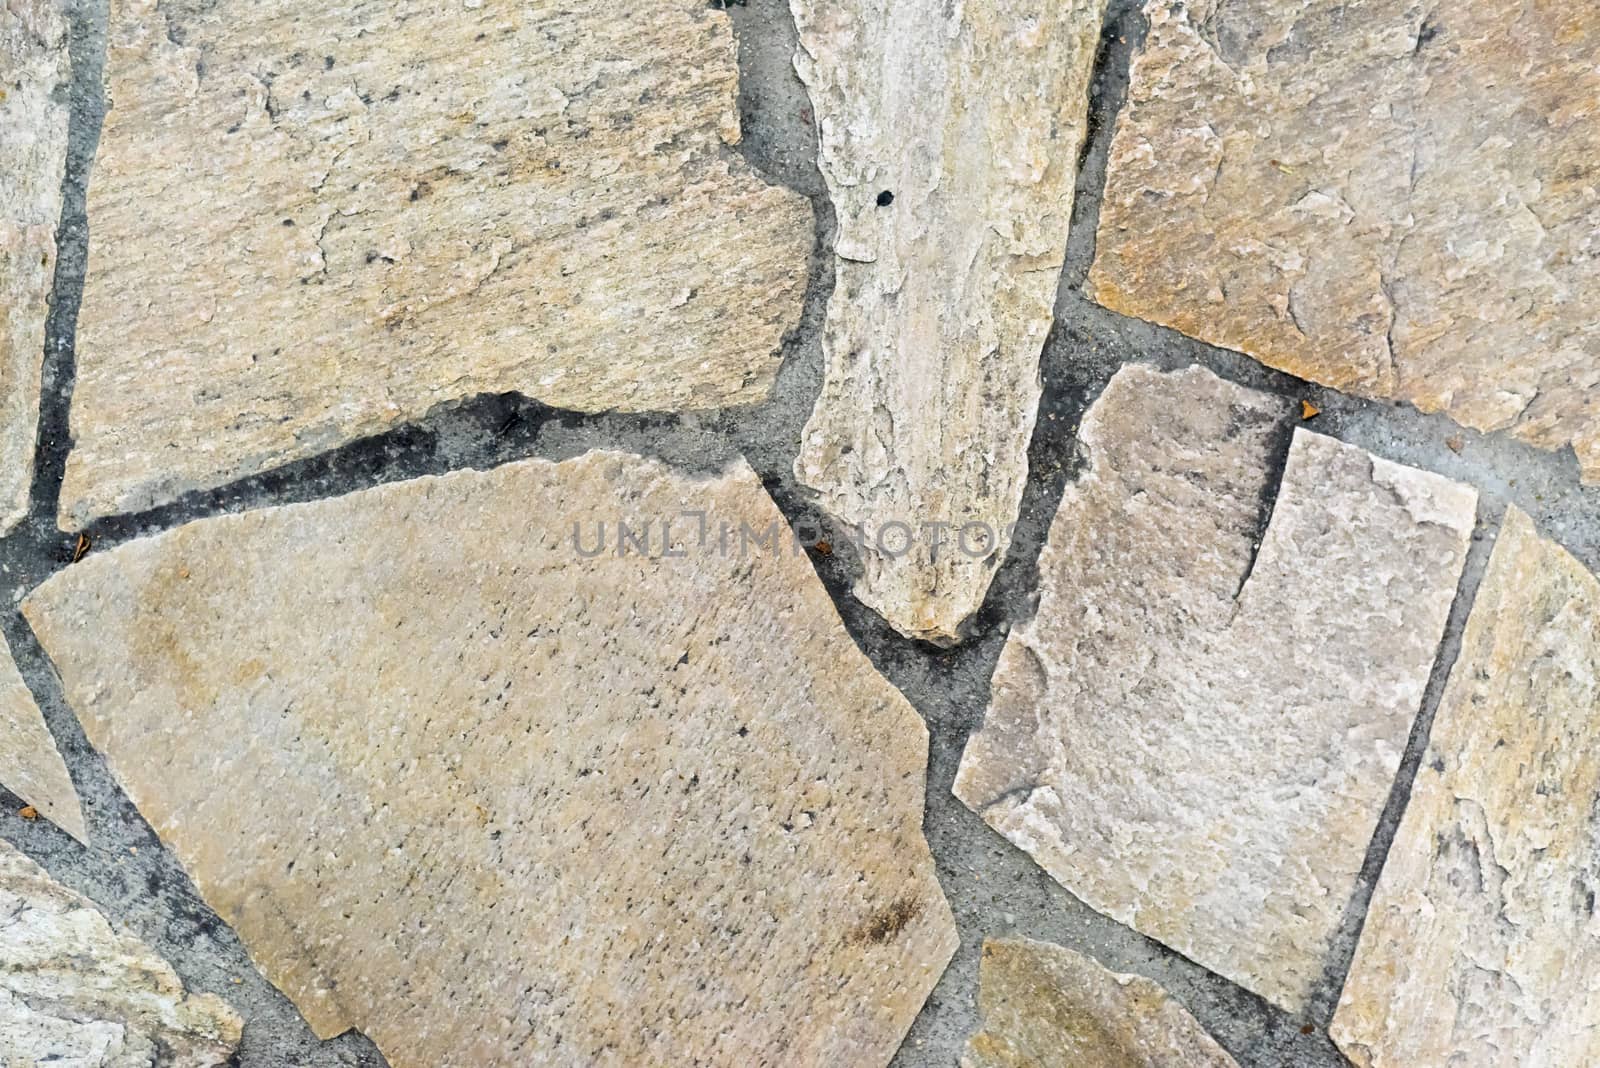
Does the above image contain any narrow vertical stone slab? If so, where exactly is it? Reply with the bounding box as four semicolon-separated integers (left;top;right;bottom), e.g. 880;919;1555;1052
0;838;242;1066
0;630;84;843
1090;0;1600;483
26;452;957;1068
789;0;1107;643
62;0;812;527
954;365;1476;1011
963;938;1238;1068
0;0;67;534
1332;508;1600;1068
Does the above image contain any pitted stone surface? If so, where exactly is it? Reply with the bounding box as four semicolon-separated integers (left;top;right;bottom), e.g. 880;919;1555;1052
962;938;1238;1068
954;365;1476;1011
26;451;956;1068
0;838;242;1066
0;630;84;843
789;0;1107;643
1332;507;1600;1068
1090;0;1600;483
0;0;68;534
62;0;812;527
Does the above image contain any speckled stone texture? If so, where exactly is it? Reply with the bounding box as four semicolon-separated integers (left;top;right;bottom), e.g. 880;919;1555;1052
1332;507;1600;1068
0;630;84;842
1090;0;1600;484
0;838;241;1066
0;0;67;534
61;0;812;527
962;938;1238;1068
954;364;1477;1012
789;0;1107;643
26;451;957;1068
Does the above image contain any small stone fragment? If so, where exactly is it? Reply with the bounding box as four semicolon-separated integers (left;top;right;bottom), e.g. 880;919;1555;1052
26;452;956;1068
0;0;68;534
1301;400;1320;420
954;365;1476;1011
0;630;84;843
63;0;812;527
0;838;242;1066
1332;507;1600;1068
789;0;1108;643
963;938;1238;1068
1090;0;1600;483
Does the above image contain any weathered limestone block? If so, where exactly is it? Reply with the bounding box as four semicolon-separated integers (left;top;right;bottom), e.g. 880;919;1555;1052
62;0;812;527
0;630;84;842
0;838;241;1066
1090;0;1600;483
26;452;957;1068
1332;507;1600;1068
0;0;68;534
962;938;1238;1068
790;0;1107;643
954;365;1476;1011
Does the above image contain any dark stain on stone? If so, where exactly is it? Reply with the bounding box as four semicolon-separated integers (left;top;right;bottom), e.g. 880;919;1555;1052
851;896;921;945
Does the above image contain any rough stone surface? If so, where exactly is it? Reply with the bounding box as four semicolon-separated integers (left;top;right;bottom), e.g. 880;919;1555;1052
0;0;68;535
954;365;1477;1012
1089;0;1600;484
789;0;1107;643
962;938;1238;1068
26;451;957;1068
0;837;241;1066
1332;507;1600;1068
61;0;812;528
0;630;84;843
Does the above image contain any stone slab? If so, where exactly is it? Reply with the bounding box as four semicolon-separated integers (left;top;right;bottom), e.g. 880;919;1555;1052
0;0;68;534
26;451;957;1068
0;629;84;843
62;0;812;527
963;938;1238;1068
0;837;241;1066
1332;507;1600;1067
954;364;1476;1011
790;0;1107;643
1090;0;1600;483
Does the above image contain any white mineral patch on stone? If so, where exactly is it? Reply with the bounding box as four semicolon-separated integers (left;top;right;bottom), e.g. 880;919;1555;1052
0;628;83;843
1332;507;1600;1068
0;0;68;534
1090;0;1600;483
954;364;1476;1011
62;0;812;527
962;938;1238;1068
789;0;1108;643
0;838;242;1066
26;451;956;1068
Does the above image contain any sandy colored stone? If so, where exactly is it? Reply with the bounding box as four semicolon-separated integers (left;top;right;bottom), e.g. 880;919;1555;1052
1332;507;1600;1068
962;938;1237;1068
954;365;1476;1011
0;0;67;534
0;630;84;843
789;0;1107;644
1090;0;1600;483
26;451;956;1068
62;0;812;527
0;837;241;1066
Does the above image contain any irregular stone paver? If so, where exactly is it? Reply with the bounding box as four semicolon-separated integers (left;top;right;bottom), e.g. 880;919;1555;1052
954;365;1476;1011
963;938;1238;1068
0;631;84;843
789;0;1107;643
1090;0;1600;483
62;0;812;528
0;0;68;534
26;451;957;1068
1332;507;1600;1068
0;838;241;1066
